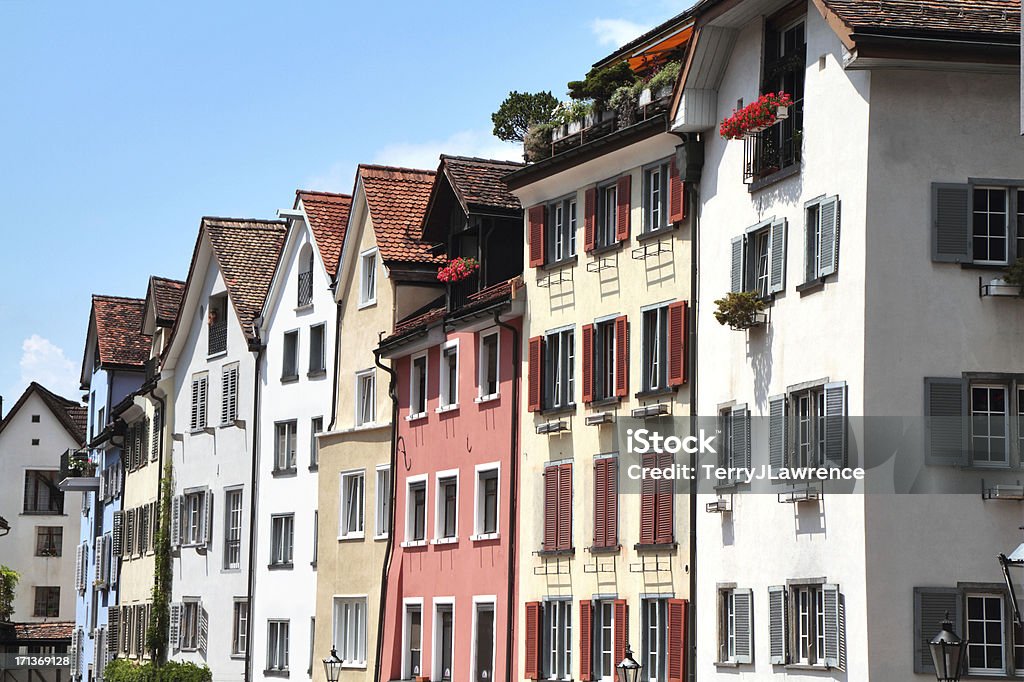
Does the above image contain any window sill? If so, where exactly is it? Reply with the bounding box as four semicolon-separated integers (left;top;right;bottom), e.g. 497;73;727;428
634;542;678;553
189;428;213;436
540;256;578;272
338;533;365;542
475;393;500;405
340;663;367;670
230;654;246;660
435;404;459;414
405;412;427;423
634;388;677;400
294;303;313;313
222;566;241;574
714;661;750;669
373;533;389;541
218;420;242;429
272;467;297;478
207;351;228;361
636;225;677;243
588;241;623;257
267;563;294;571
308;465;318;473
263;670;290;677
960;262;1012;271
400;540;429;548
432;537;458;545
540;404;577;417
747;163;801;193
345;421;390;434
471;532;500;542
588;544;620;555
536;548;575;557
280;374;299;384
306;370;327;379
796;278;826;296
783;664;831;671
587;396;621;409
358;299;377;310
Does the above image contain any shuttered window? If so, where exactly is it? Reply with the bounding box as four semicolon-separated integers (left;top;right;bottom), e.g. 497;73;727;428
768;583;843;669
592;456;618;549
542;329;575;410
932;182;1024;265
730;218;787;296
542;463;572;552
221;364;239;424
528;205;546;268
718;588;751;664
666;599;687;682
190;374;208;431
719;405;750;471
591;600;627;681
804;195;840;282
643;160;672;233
542;600;572;681
151;407;161;462
579;600;593;681
524;602;542;680
641;599;667;682
913;587;962;674
584;318;628;403
541;197;578;265
639;452;673;545
668;159;686;225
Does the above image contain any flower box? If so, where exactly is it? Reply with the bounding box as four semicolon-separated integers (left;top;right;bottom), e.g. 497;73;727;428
437;257;480;284
719;92;794;140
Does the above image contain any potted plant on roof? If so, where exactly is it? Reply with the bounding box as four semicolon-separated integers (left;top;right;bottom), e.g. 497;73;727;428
713;291;767;331
639;60;681;107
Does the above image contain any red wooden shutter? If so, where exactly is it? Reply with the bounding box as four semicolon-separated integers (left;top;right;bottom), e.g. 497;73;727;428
639;452;656;545
525;602;542;680
655;452;674;544
614;316;628;398
529;205;546;268
616;175;631;242
584;188;597;252
579;601;593;682
557;463;573;550
613;600;628;667
667;301;687;387
666;599;688;682
593;458;606;548
605;458;618;547
543;466;558;551
528;336;543;412
581;324;594;404
669;159;686;224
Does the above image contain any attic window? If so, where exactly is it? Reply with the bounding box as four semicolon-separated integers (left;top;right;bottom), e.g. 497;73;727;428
208;294;228;356
298;244;314;307
31;415;40;423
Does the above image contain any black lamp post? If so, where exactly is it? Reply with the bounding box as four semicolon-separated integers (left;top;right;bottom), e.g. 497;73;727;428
929;614;965;682
322;648;342;682
616;643;642;682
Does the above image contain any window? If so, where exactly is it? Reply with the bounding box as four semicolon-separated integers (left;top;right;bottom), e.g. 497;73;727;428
478;332;499;399
972;385;1010;466
224;489;243;569
31;414;40;423
232;600;249;656
547;196;577;264
312;511;319;565
282;330;299;380
434;602;455;681
310;417;323;469
767;584;841;668
475;466;499;537
730;219;786;297
309;324;326;374
642;306;668;392
23;470;63;514
270;514;294;567
717;589;751;664
221;364;239;424
793;387;826;469
593;456;618;548
639;452;673;545
753;17;804;178
585;317;625;402
804;195;840;283
190;374;208;431
181;489;209;547
595;601;615;681
407;479;427;542
967;593;1006;674
596;183;618;249
181;600;200;651
720;591;735;663
298;246;314;307
644;161;669;233
473;601;495;682
340;471;365;539
436;474;458;540
792;586;824;665
267;620;289;672
359;249;377;306
542;463;572;551
544;328;575;410
207;294;228;355
334;598;367;666
31;438;39;446
440;342;459;408
356;370;375;426
641;600;666;682
974;187;1010;264
36;526;63;556
544;600;572;681
404;603;423;678
410;354;428;417
932;183;1023;265
274;421;297;472
33;587;60;618
375;466;391;539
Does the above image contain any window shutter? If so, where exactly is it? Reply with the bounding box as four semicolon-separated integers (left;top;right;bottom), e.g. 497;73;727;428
581;324;594;404
200;489;212;548
584;187;597;252
557;463;572;550
579;601;593;682
528;205;546;268
198;377;208;429
731;405;750;470
593;459;607;548
823;382;847;469
198;604;209;656
932;183;971;263
822;584;842;669
70;628;80;679
732;588;753;664
543;467;558;551
666;599;687;682
768;586;788;664
221;370;231;424
605;458;618;547
640;452;656;545
171;495;181;548
768;394;788;471
667;302;687;387
925;378;967;466
125;509;135;557
169;603;181;652
655;452;673;544
524;602;541;680
527;337;543;412
98;535;108;585
614;316;628;397
190;380;199;430
914;587;960;674
108;606;119;658
616;175;631;242
136;604;145;658
151;408;161;462
112;511;124;557
818;197;840;277
768;218;787;293
613;600;628;667
669;159;685;224
74;544;84;591
93;534;101;577
730;236;744;293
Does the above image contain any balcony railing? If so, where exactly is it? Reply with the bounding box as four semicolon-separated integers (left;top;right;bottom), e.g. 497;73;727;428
550;92;672;157
208;319;227;355
742;101;802;184
448;275;479;312
297;270;313;307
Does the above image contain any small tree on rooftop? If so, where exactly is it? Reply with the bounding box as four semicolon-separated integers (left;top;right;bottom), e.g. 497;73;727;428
567;61;638;108
491;91;559;143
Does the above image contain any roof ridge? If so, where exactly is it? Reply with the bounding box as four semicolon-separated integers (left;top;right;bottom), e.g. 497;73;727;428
151;275;185;285
296;189;353;199
442;154;526;167
203;216;287;226
359;163;436;176
29;381;80;407
93;294;145;304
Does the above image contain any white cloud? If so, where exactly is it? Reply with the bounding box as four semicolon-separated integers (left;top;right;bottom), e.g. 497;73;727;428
371;129;523;170
301;160;356;194
590;18;651;48
17;334;79;400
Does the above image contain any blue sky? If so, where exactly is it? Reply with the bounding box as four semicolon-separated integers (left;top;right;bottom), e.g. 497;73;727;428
0;0;683;407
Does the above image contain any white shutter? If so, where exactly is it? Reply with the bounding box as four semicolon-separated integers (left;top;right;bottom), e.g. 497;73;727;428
199;377;208;428
70;628;80;679
190;379;200;430
221;369;230;425
822;584;842;669
730;405;750;469
125;509;135;557
768;218;787;294
768;585;788;665
768;394;788;472
151;407;161;462
198;604;209;656
94;536;104;586
818;196;840;277
169;603;182;652
200;489;212;548
730;235;744;293
171;495;181;548
733;588;753;664
74;544;84;592
823;381;847;469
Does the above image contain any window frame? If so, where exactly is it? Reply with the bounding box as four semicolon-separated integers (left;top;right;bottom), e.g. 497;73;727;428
643;159;671;234
594;599;616;682
546;194;578;265
543;599;572;681
434;470;459;542
439;340;459;410
409;352;429;419
282;329;300;381
33;586;60;618
22;470;63;515
471;596;497;682
269;514;295;568
358;248;378;308
596;181;619;249
544;327;575;410
477;331;500;401
232;599;249;658
355;369;376;426
266;619;290;672
641;598;667;682
333;596;368;668
308;323;326;375
403;599;424;679
180;599;200;652
273;420;298;473
473;463;500;539
310;416;323;470
641;303;670;393
374;465;391;540
593;317;618;401
789;584;824;667
339;470;366;540
35;526;63;557
433;598;456;682
966;591;1007;676
224;487;243;570
405;475;428;544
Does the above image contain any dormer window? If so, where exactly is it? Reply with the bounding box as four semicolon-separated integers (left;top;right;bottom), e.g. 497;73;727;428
208;294;228;356
297;245;314;307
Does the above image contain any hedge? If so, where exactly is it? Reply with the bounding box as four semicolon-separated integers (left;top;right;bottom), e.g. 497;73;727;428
104;659;212;682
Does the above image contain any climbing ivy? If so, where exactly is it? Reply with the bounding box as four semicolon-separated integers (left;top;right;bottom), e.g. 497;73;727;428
146;459;173;664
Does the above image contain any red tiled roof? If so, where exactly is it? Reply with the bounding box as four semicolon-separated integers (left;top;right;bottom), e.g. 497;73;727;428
821;0;1019;37
150;276;185;327
388;306;447;340
12;622;74;641
295;190;353;279
93;295;150;369
0;382;86;444
440;156;525;213
359;165;444;265
204;218;287;340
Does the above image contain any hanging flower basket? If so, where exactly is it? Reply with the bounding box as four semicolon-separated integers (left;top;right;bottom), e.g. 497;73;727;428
437;257;480;283
719;92;794;140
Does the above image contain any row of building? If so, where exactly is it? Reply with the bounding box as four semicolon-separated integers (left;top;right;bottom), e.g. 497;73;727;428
15;0;1021;681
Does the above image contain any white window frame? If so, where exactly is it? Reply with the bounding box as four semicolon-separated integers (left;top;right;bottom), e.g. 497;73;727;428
595;599;615;682
544;599;573;681
642;598;667;682
224;487;243;570
719;589;735;663
596;182;618;248
339;469;365;540
355;369;376;427
232;599;248;657
438;340;460;411
476;331;500;402
180;599;200;652
972;186;1011;266
333;595;368;668
547;195;578;263
359;248;378;308
282;329;300;380
402;598;425;680
434;469;459;543
970;384;1011;467
266;619;290;672
181;490;205;548
274;420;298;472
310;416;323;470
374;465;391;540
403;474;428;546
408;352;429;420
432;597;456;682
472;462;500;540
643;159;671;234
270;514;295;567
640;302;670;393
471;596;497;682
966;592;1007;675
309;323;326;374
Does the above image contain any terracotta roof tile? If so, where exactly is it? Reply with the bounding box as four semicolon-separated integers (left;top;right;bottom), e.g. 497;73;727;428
388;306;448;341
11;622;74;641
204;218;287;340
359;165;444;265
150;276;185;327
440;156;525;213
93;295;150;369
295;190;353;279
822;0;1020;37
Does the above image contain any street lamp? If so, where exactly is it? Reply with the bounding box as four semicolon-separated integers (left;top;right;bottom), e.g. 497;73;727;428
616;643;642;682
999;530;1024;629
322;648;342;682
929;614;965;682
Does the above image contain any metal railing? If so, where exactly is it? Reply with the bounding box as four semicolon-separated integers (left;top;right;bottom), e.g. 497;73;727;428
297;270;313;307
742;101;803;184
208;319;227;355
448;276;479;312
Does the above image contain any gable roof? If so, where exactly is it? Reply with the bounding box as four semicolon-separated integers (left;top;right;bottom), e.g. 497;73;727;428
143;276;186;329
92;295;150;369
818;0;1020;40
440;156;525;213
295;190;353;278
0;381;86;444
358;165;444;265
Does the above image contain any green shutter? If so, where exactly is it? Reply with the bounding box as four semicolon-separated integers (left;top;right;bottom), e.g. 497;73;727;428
768;219;787;294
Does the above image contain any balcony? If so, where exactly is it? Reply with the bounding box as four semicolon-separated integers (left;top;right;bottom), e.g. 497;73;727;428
743;102;802;186
297;270;313;307
208;319;227;356
549;89;672;158
447;275;479;312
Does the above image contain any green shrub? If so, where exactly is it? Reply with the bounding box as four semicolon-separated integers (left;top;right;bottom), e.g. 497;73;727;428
0;566;19;622
1005;257;1024;292
104;659;211;682
646;61;682;94
567;61;638;107
524;122;555;162
713;291;767;330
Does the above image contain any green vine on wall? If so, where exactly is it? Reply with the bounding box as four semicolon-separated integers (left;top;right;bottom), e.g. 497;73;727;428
147;459;173;664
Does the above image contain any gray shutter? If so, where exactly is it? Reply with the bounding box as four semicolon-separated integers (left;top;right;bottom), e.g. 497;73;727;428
731;405;750;469
94;535;104;585
200;377;208;428
823;382;847;469
136;604;146;658
768;585;788;665
734;588;753;664
200;489;212;549
151;408;160;462
70;628;80;679
171;495;181;548
925;377;967;466
190;380;199;430
74;544;84;591
221;369;230;425
768;394;788;472
169;603;181;652
125;509;135;557
822;584;842;669
730;236;744;293
818;196;840;277
112;512;123;557
932;183;971;263
768;219;787;294
198;605;209;656
914;587;961;674
107;607;119;658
